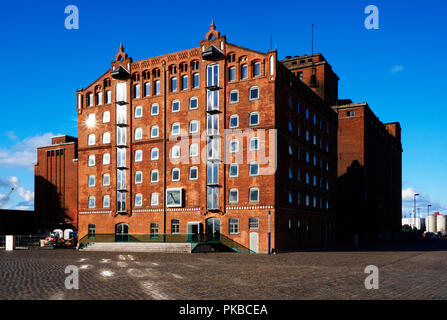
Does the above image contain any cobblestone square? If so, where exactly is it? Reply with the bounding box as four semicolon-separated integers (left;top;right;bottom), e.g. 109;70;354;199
1;241;447;300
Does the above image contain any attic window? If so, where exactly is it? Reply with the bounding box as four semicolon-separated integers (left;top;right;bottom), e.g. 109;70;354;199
347;111;355;117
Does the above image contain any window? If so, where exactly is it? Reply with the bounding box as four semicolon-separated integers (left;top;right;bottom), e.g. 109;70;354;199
190;144;199;157
288;145;293;156
207;114;219;135
193;73;199;88
88;175;95;187
117;191;126;212
116;126;126;146
249;137;259;151
172;100;180;112
166;188;183;207
229;189;238;203
103;196;110;208
189;166;198;180
229;115;239;128
289;192;293;203
151;193;159;206
182;75;188;90
103;153;110;165
289;168;293;179
150;223;159;238
207;137;220;160
102;132;111;144
306;173;310;184
155;80;160;95
207;186;219;210
171;145;180;159
306;108;309;119
207;90;219;111
135;171;143;184
106;90;111;104
288;121;293;132
229;164;238;177
171;77;177;92
229;139;239;153
135;128;143;140
103;174;110;186
249;162;259;176
241;64;248;79
229;218;239;234
249;86;259;100
103;111;110;123
97;92;103;105
253;62;261;77
229;66;236;81
249;112;259;126
135;194;142;207
135;106;143;118
88;134;95;146
134;84;140;98
249;188;259;202
151;170;159;183
117;105;126;125
207;64;219;87
189;97;198;110
229;90;239;104
117;148;126;167
189;120;199;133
135;150;143;162
151;103;159;115
171;219;180;234
88;155;95;166
167;168;180;183
88;196;95;209
306;195;310;206
347;111;355;117
151;148;159;160
88;94;94;106
151;126;159;138
171;123;180;136
249;218;259;229
144;82;150;97
207;162;219;185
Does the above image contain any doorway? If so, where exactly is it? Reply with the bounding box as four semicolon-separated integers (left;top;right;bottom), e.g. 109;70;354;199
187;222;202;242
115;223;129;242
249;232;259;253
206;217;220;242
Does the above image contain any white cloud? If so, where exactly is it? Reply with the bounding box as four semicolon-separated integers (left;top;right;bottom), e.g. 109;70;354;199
6;131;18;140
0;132;58;168
7;176;34;203
390;65;404;74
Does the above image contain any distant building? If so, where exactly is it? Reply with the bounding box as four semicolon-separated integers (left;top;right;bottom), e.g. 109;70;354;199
283;54;402;244
34;135;78;232
402;215;425;230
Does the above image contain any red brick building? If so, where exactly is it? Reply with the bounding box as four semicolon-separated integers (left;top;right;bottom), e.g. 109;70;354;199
332;102;402;242
34;135;78;231
283;54;402;243
74;23;338;252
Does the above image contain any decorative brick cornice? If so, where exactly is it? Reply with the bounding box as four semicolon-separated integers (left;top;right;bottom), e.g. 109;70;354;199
225;205;274;211
79;210;112;215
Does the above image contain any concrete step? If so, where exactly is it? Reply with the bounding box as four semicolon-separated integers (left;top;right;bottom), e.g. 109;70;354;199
79;242;192;253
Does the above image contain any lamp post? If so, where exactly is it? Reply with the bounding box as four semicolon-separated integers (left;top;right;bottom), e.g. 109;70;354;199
414;194;419;218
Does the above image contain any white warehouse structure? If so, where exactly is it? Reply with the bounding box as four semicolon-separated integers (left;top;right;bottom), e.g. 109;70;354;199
424;213;447;234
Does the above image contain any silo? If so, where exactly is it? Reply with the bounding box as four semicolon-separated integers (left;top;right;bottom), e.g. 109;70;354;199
436;215;447;234
427;215;437;233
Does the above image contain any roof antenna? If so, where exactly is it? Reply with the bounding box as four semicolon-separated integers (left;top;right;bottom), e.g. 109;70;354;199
310;24;317;87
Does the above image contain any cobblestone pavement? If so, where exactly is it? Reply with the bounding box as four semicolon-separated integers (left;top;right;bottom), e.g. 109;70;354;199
1;241;447;300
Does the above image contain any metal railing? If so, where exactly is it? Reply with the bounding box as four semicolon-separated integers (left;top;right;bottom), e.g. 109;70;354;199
78;232;254;253
15;235;46;248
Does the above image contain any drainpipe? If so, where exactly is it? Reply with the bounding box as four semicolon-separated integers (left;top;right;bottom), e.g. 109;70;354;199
162;61;167;242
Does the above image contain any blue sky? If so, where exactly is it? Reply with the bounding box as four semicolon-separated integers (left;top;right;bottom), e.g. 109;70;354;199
0;0;445;216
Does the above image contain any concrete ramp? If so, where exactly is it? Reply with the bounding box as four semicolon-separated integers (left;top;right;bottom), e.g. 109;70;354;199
79;242;192;253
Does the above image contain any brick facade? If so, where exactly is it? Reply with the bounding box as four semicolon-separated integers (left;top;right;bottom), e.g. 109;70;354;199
34;135;78;231
73;23;338;252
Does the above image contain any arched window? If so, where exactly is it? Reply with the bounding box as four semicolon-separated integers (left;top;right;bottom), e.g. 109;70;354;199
135;150;143;162
241;64;248;79
252;61;261;77
102;132;111;144
172;168;180;181
135;128;143;140
249;86;259;100
103;153;110;165
135;106;143;118
103;195;110;208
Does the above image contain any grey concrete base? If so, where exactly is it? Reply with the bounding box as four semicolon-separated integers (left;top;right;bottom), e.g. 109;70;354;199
79;242;192;253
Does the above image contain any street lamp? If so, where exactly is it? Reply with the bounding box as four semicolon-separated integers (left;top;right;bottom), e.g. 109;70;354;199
414;193;420;218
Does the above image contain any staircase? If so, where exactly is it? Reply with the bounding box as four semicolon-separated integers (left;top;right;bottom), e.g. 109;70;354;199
79;242;192;253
